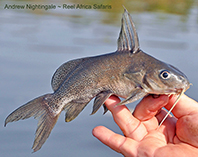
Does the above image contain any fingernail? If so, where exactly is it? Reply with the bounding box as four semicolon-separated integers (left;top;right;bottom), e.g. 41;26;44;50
152;94;160;99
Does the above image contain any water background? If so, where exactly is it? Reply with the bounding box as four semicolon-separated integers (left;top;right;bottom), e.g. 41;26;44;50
0;0;198;156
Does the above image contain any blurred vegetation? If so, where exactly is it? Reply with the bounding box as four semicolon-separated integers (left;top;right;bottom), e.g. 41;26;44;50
1;0;195;14
68;0;196;24
1;0;197;24
71;0;194;15
127;0;194;15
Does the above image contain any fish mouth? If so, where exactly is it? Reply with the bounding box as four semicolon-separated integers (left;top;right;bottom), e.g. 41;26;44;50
165;88;183;95
150;84;191;96
172;83;191;95
150;88;183;100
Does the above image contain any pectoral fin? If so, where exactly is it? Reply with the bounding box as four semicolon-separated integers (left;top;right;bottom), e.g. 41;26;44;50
115;88;147;106
91;91;112;115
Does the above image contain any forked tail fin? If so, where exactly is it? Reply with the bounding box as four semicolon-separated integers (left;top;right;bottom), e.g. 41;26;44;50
4;94;60;152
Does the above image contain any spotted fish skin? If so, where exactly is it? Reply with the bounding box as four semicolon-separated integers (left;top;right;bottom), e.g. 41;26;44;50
4;9;190;152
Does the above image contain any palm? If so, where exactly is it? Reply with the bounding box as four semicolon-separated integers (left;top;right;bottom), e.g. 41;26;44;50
93;95;198;157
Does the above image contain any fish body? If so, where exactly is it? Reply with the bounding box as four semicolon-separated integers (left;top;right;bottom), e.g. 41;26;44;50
5;9;190;152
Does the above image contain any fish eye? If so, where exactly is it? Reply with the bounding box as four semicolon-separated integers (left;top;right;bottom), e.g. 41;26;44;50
160;70;171;79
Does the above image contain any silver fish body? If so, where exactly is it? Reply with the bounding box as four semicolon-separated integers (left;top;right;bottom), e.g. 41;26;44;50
5;9;190;152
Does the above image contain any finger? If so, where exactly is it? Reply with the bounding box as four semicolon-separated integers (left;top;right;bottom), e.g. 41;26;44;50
165;94;198;118
92;126;138;157
165;94;198;147
133;95;169;121
104;95;147;141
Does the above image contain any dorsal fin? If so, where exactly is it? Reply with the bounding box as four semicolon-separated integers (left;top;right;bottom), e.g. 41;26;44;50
117;8;140;53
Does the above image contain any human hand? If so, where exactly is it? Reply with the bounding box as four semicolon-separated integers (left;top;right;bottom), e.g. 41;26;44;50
92;94;198;157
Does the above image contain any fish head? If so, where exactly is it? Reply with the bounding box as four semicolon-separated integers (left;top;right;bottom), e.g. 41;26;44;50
116;9;190;96
144;62;190;95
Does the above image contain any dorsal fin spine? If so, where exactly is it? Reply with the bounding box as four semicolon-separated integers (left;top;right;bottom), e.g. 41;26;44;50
117;8;140;53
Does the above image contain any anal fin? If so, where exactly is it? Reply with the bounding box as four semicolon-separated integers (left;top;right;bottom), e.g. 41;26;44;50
64;100;90;122
103;104;108;115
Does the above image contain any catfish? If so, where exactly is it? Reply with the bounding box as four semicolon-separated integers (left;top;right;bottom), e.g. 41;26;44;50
4;9;190;152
